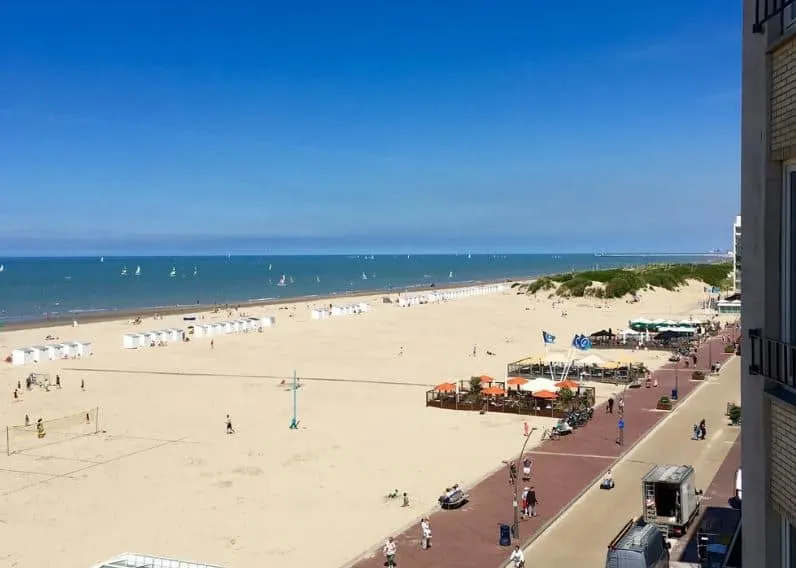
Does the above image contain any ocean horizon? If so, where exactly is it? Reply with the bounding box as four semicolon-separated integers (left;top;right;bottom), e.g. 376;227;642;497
0;254;719;324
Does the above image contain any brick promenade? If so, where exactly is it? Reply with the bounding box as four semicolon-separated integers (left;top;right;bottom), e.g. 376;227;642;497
343;333;738;568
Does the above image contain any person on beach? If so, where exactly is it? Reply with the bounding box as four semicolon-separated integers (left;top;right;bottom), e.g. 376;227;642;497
509;545;525;567
472;344;477;357
55;374;61;388
225;414;235;434
420;517;432;549
383;536;397;567
81;379;85;391
402;492;409;507
398;346;404;357
24;414;30;427
13;388;18;401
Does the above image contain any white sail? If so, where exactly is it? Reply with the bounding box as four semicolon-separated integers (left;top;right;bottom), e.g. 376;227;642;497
135;265;141;276
120;266;127;277
277;274;286;287
169;266;176;278
0;264;4;273
361;272;368;280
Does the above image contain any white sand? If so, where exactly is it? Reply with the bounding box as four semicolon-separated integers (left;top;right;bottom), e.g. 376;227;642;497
0;281;712;568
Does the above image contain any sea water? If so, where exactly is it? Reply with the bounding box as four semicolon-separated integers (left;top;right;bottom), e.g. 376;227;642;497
0;254;712;324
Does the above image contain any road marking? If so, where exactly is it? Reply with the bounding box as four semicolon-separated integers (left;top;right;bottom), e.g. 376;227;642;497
528;451;616;460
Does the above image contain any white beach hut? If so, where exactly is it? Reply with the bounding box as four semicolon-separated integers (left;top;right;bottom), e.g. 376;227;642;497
123;333;140;349
168;328;184;342
263;316;275;326
76;341;93;356
31;345;54;362
11;348;32;365
55;343;72;358
142;332;158;345
212;323;226;335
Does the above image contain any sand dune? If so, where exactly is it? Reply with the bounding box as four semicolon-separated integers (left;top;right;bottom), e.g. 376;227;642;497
0;281;713;568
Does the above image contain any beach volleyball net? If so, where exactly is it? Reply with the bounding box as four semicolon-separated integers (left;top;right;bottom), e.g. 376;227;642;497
4;407;100;456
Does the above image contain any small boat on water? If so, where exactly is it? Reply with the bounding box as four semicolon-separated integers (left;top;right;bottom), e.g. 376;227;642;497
449;271;453;278
362;272;368;280
135;265;141;277
120;266;128;277
169;266;176;278
277;274;287;287
0;264;4;273
315;275;321;283
100;257;104;263
193;266;198;277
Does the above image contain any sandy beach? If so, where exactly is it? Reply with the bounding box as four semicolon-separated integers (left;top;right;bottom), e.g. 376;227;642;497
0;280;717;568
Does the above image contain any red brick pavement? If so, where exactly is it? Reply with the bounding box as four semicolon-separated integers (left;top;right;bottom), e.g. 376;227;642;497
343;334;738;568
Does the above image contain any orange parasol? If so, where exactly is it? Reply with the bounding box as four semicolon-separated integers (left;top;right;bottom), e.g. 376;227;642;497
479;375;494;384
555;379;580;390
506;377;529;386
533;389;558;400
434;382;457;393
481;386;506;396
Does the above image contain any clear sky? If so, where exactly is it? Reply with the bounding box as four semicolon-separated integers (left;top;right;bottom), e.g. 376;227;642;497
0;0;741;255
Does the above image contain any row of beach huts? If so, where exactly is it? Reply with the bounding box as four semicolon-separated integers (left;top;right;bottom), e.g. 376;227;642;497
310;303;370;320
122;316;276;348
397;283;506;307
10;341;93;366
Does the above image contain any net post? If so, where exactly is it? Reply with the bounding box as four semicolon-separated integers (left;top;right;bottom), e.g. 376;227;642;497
5;426;10;456
95;406;100;434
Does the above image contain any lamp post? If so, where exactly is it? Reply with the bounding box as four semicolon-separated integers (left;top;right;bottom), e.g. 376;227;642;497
511;427;535;539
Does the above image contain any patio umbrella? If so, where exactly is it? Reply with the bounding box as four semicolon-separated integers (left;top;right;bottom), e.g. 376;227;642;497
434;382;457;393
479;375;494;384
533;389;558;399
481;386;506;396
555;379;580;390
506;377;529;386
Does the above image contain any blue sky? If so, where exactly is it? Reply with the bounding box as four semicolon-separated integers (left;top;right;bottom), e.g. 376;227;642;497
0;0;741;255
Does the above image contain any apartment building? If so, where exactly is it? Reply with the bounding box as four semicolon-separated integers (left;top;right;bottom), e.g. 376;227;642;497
742;0;796;566
734;215;742;292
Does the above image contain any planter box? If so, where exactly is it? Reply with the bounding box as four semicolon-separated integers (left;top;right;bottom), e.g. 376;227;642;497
656;402;673;411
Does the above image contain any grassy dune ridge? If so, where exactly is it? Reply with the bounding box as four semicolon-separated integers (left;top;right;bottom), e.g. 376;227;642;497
513;262;733;299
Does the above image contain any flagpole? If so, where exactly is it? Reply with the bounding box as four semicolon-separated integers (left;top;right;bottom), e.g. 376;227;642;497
543;343;555;380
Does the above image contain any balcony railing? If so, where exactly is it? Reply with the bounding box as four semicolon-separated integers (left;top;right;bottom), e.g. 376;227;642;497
753;0;796;33
748;329;796;388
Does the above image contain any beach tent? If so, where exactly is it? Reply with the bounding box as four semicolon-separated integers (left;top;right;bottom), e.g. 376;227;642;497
575;353;606;367
520;378;560;393
123;333;141;349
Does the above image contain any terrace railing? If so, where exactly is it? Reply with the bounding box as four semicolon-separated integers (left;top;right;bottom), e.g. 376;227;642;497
748;328;796;389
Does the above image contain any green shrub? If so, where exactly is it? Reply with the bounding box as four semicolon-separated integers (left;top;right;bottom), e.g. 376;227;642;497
724;344;735;353
692;370;706;381
728;405;741;424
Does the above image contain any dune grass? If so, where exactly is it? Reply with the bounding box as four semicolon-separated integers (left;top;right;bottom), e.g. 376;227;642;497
513;262;732;299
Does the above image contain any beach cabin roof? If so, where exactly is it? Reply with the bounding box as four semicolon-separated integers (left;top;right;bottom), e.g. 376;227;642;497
93;552;225;568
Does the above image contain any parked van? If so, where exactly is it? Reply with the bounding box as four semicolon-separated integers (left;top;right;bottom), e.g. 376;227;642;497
606;518;670;568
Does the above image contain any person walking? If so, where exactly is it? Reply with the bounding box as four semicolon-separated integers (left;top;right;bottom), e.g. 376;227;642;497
225;414;236;434
521;486;530;517
383;536;397;567
607;397;614;413
509;545;525;568
420;517;432;549
526;486;538;517
617;417;625;445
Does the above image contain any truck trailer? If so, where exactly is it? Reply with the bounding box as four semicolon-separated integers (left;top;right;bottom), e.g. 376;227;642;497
641;464;701;538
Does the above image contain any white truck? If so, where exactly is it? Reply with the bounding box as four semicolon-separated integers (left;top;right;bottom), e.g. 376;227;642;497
641;464;701;538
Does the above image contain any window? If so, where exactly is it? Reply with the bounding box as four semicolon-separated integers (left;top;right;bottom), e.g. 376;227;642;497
790;3;796;27
782;166;796;343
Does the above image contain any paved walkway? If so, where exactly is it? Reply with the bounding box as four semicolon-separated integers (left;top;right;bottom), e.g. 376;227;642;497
343;334;738;568
519;355;740;566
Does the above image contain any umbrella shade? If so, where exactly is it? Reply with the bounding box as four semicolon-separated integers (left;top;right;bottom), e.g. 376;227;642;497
481;386;506;396
602;361;621;369
506;377;529;386
555;379;580;390
479;375;494;383
434;382;457;393
534;390;558;400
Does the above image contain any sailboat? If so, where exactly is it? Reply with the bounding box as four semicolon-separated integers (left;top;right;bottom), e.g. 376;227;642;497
277;274;287;287
289;276;295;284
193;265;198;277
315;275;321;283
169;266;176;278
134;265;141;277
449;271;453;278
361;272;368;280
268;263;272;271
100;256;104;263
120;266;128;277
0;264;4;273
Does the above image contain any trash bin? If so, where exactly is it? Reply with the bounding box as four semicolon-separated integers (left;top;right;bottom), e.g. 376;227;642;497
671;388;678;401
499;524;512;546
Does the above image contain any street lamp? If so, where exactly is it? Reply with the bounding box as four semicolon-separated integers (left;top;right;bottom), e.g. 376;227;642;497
511;429;535;539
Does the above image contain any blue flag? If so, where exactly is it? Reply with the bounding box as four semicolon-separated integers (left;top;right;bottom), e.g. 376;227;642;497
572;334;592;351
542;331;556;345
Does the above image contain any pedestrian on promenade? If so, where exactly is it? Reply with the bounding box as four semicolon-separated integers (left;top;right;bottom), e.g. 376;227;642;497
526;486;538;517
420;517;432;549
383;536;397;567
521;486;530;517
509;545;525;568
617;417;625;446
607;396;614;413
521;457;532;481
617;396;624;415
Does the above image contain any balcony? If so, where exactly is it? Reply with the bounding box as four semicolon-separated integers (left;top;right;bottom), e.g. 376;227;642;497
754;0;796;32
748;329;796;388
